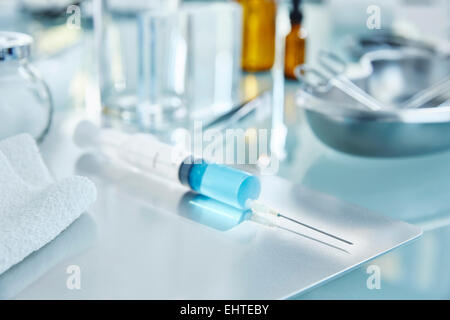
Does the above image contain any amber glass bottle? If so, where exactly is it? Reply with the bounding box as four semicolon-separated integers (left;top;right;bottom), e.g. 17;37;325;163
237;0;277;72
284;0;306;79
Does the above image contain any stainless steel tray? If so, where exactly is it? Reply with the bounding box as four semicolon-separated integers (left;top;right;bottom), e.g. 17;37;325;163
1;170;422;299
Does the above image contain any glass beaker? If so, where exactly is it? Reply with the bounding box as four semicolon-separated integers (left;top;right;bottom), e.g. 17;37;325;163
95;1;242;132
94;0;179;124
179;2;242;121
136;9;188;131
137;2;242;129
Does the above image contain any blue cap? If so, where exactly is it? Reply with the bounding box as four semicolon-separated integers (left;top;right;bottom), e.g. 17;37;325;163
188;162;261;209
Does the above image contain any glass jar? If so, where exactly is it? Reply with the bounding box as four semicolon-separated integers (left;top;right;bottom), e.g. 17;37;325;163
0;31;53;142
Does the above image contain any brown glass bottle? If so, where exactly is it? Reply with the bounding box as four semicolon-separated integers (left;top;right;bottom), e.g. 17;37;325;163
237;0;276;72
284;0;306;79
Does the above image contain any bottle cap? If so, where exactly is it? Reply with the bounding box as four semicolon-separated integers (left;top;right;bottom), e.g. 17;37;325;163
290;0;303;24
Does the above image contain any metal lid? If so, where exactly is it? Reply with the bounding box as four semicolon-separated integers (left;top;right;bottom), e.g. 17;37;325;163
0;31;33;62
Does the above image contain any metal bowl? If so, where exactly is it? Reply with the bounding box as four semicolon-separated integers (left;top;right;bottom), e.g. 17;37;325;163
296;48;450;157
358;49;450;106
345;31;437;60
298;93;450;158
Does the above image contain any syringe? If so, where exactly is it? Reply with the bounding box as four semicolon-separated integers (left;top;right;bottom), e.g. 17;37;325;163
74;121;352;246
74;121;260;210
76;153;350;252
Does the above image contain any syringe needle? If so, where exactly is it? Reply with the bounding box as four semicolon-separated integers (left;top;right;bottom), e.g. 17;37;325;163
276;213;354;245
249;200;353;246
249;213;350;253
276;225;350;254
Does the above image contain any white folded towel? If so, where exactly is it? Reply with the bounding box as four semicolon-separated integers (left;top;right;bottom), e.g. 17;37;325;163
0;134;97;275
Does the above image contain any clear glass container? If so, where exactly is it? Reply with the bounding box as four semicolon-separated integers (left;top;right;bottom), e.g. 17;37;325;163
177;2;242;121
0;31;53;142
95;1;241;132
94;0;179;127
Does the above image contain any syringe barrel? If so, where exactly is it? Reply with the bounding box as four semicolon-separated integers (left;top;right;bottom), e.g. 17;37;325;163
89;125;261;209
99;130;187;182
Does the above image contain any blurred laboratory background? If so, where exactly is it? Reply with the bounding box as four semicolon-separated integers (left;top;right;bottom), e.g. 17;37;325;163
1;0;450;299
